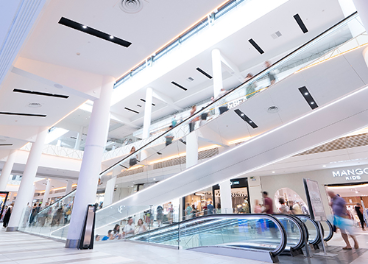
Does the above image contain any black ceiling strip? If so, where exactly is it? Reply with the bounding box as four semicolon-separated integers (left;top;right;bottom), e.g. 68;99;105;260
125;107;139;114
137;105;142;107
58;17;132;48
298;86;318;110
171;81;187;91
0;112;46;117
196;67;212;79
234;109;258;128
13;89;69;99
119;164;128;169
140;99;155;106
0;144;13;146
294;14;308;33
248;39;264;54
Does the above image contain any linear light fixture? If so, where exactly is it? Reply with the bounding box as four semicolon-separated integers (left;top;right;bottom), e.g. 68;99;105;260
171;81;187;91
294;14;308;33
140;99;155;106
0;112;46;117
298;86;318;110
125;107;139;114
58;17;132;47
13;89;69;99
0;144;13;146
234;109;258;128
248;39;264;54
196;68;212;79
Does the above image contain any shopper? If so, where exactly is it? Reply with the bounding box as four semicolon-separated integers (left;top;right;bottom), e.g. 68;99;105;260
262;192;274;214
2;204;13;228
185;203;192;219
136;219;147;234
156;205;164;227
129;146;138;167
278;198;289;214
254;200;262;213
123;217;135;237
245;73;257;99
355;203;366;231
328;191;359;250
113;224;121;239
165;126;174;146
171;115;177;127
189;105;198;132
216;88;229;115
265;61;276;85
191;204;197;218
207;201;214;215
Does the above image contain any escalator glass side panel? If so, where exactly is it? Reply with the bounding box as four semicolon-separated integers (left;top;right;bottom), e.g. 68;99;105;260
273;214;304;251
296;215;320;245
321;220;334;242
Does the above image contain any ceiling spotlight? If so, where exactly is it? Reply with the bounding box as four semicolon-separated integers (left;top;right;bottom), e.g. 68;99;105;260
82;25;87;29
310;102;315;105
272;171;275;173
110;35;114;39
241;113;244;116
323;165;326;167
304;92;308;95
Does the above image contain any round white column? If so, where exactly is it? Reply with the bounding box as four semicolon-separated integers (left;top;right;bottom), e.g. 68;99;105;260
353;0;368;32
65;180;73;194
142;87;153;139
212;49;223;98
42;179;51;205
66;76;114;248
0;150;17;190
7;128;48;231
219;180;232;214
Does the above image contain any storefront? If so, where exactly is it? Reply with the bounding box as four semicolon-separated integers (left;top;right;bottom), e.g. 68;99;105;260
258;164;368;219
183;178;250;216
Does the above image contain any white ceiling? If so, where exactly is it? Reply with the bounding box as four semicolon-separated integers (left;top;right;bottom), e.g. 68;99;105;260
19;0;226;77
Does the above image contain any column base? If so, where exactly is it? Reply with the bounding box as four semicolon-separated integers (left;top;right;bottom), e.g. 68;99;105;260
6;226;18;232
65;239;79;248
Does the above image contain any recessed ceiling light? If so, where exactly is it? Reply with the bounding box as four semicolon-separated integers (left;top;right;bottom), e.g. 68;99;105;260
28;103;42;108
304;92;308;95
323;165;326;167
272;171;275;173
82;25;87;29
110;35;114;39
311;102;315;105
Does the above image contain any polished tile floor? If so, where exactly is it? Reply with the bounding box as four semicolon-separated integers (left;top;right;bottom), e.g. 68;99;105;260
1;228;368;264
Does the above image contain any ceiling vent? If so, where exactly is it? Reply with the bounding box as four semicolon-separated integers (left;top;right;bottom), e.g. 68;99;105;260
271;31;282;39
120;0;144;14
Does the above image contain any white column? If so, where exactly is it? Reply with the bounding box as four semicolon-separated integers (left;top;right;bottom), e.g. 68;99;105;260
186;132;198;169
104;176;117;207
66;76;114;248
212;49;223;98
7;127;48;231
219;180;232;213
338;0;365;37
65;180;73;194
353;0;368;32
42;179;51;205
28;185;35;206
0;150;17;190
74;126;84;150
142;87;153;139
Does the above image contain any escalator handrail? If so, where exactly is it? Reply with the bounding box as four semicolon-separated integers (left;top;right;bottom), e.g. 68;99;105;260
295;214;321;245
324;219;334;242
272;214;305;251
126;214;287;257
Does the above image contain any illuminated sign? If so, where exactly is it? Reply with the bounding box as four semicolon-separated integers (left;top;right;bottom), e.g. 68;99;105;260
332;168;368;181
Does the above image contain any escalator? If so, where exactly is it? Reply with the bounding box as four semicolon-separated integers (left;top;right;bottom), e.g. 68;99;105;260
19;13;366;246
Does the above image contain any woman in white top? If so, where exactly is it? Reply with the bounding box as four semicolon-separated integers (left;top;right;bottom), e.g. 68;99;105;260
135;218;147;234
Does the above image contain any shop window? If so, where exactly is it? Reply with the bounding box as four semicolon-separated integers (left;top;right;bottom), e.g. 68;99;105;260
274;188;309;214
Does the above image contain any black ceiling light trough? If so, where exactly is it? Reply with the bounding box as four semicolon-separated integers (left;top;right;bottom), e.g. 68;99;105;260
125;107;139;114
0;112;46;117
58;17;132;48
234;109;258;128
249;39;264;54
13;89;69;99
196;67;212;79
294;14;308;33
171;81;187;91
298;86;318;109
0;144;13;146
140;99;155;106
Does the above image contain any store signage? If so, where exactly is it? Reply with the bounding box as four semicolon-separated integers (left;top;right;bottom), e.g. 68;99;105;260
230;181;240;186
227;97;247;110
332;168;368;181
